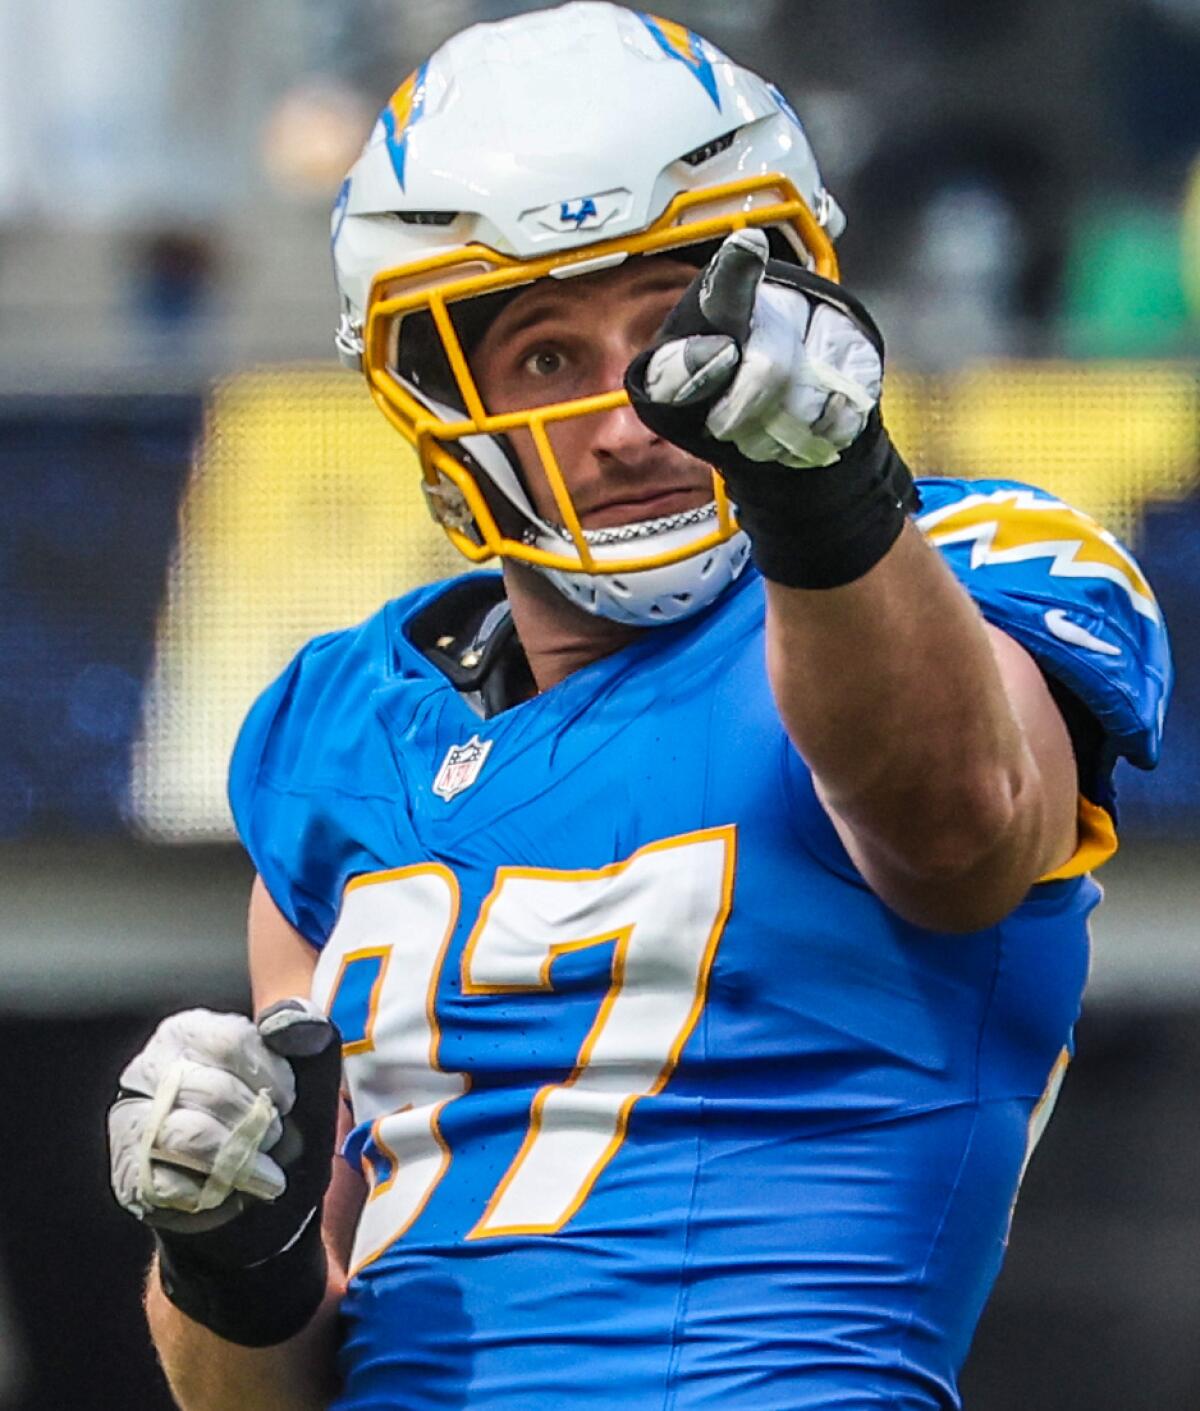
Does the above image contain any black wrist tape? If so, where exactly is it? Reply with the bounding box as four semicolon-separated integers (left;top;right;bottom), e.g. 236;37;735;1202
155;1206;327;1348
625;259;921;589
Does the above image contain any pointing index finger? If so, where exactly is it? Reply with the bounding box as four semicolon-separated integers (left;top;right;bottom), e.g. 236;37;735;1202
698;228;769;341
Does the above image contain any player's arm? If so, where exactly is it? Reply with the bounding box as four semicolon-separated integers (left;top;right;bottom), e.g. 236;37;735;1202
110;879;363;1411
761;527;1077;931
627;231;1076;931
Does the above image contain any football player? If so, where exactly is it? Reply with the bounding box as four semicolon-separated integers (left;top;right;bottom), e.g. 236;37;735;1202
108;5;1171;1409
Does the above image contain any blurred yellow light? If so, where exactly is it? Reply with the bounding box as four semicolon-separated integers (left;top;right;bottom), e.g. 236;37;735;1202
132;366;468;839
884;362;1199;543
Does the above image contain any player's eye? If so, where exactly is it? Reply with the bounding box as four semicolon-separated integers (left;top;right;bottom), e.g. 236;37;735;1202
523;347;566;378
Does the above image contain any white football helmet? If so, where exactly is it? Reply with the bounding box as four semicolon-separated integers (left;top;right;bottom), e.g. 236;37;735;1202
333;1;845;625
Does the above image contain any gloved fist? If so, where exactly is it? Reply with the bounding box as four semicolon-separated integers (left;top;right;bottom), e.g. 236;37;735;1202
631;228;882;470
108;998;340;1244
108;998;342;1345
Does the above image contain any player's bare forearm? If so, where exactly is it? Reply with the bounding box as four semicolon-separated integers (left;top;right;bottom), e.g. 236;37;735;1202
145;1252;344;1411
764;519;1073;929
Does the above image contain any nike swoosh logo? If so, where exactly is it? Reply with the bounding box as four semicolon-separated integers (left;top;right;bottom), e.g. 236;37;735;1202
1044;608;1121;656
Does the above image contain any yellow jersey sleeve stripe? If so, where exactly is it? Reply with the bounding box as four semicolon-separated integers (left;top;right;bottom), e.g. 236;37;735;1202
1038;795;1119;882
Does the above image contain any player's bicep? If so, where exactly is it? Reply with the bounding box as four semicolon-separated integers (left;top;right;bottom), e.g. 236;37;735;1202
813;627;1080;928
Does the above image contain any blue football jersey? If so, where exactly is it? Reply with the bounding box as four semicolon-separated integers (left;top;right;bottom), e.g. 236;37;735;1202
229;479;1169;1411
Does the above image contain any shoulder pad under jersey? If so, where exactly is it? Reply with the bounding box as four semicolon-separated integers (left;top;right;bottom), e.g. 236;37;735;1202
915;478;1172;785
227;576;465;942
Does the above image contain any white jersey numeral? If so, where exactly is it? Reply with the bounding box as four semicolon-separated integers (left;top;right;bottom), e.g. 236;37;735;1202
313;864;466;1272
312;828;736;1270
462;828;735;1238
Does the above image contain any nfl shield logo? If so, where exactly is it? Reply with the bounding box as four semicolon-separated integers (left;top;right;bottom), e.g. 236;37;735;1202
433;735;494;801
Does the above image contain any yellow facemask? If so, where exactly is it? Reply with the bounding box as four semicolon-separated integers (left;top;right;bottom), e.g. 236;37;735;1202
360;174;840;576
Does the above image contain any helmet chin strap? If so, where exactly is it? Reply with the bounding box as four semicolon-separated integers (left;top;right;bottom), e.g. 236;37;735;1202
530;506;752;627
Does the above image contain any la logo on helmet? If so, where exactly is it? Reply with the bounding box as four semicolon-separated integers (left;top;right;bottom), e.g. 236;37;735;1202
559;196;600;228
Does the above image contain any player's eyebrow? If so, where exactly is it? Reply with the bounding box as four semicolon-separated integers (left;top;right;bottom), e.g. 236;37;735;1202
488;298;571;344
486;266;695;347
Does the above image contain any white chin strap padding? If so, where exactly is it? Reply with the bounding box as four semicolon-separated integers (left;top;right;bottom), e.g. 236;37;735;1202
535;510;752;627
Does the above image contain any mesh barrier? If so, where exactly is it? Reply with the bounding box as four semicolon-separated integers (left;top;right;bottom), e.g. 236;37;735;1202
131;362;1199;840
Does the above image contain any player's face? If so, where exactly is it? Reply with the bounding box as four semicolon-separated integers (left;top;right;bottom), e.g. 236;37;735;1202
470;258;715;530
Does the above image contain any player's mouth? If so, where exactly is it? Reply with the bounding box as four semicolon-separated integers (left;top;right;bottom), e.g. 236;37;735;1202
581;485;713;530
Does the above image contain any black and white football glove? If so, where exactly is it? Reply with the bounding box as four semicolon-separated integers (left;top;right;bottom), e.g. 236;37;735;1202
108;998;342;1346
626;229;918;589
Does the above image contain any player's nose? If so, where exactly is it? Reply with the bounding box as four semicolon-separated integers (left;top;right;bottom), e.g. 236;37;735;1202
588;343;662;463
590;396;662;464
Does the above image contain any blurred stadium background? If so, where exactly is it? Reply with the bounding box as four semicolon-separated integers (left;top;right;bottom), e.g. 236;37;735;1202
1;1;1197;1406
